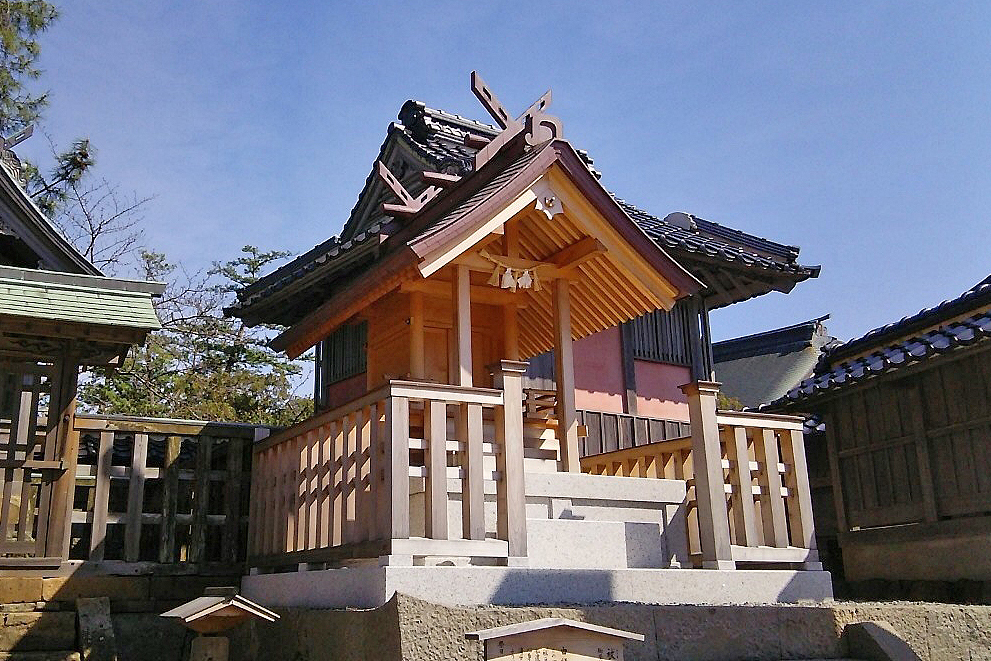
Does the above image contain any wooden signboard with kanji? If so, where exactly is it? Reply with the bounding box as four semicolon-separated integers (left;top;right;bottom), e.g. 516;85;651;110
467;618;643;661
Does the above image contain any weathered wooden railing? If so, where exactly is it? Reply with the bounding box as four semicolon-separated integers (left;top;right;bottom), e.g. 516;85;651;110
247;361;529;570
582;396;819;569
70;414;267;567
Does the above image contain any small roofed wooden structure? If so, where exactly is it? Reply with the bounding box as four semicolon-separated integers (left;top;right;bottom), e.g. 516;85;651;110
161;586;279;634
0;149;164;569
467;618;644;661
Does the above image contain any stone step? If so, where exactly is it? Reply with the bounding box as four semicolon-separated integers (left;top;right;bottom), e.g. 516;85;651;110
0;653;80;661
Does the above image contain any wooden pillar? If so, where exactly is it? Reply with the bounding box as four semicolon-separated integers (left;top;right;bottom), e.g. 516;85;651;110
503;304;520;361
492;360;529;562
553;279;581;472
423;399;448;540
453;264;472;388
45;354;80;561
904;385;939;522
686;296;714;382
453;264;485;539
409;291;426;379
382;396;410;541
503;219;521;362
680;380;735;569
822;406;850;534
619;321;638;415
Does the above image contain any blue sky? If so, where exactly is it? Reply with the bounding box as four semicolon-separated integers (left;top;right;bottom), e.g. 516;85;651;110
19;1;991;344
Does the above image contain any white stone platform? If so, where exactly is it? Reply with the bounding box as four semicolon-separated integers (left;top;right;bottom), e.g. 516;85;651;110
244;471;832;609
242;565;834;609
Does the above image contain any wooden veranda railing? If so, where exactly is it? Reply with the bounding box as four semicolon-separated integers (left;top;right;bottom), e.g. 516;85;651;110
248;362;529;570
582;408;819;568
69;414;268;566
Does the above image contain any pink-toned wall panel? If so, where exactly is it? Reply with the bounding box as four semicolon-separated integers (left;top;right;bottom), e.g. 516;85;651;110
571;326;691;422
634;360;690;421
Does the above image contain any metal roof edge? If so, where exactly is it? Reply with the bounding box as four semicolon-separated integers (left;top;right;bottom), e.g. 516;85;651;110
0;265;165;295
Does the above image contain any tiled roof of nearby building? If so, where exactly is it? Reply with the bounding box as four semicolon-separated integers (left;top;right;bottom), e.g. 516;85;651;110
713;316;836;408
233;100;818;320
828;274;991;362
766;275;991;409
615;200;814;277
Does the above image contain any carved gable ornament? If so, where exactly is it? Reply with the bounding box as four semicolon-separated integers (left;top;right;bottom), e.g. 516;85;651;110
376;72;563;221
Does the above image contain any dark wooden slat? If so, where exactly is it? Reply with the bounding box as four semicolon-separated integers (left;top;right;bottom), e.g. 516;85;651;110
222;437;244;563
158;435;181;563
88;431;114;562
124;433;149;562
189;436;213;563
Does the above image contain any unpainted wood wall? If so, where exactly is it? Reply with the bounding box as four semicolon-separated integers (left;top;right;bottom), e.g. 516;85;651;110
826;345;991;531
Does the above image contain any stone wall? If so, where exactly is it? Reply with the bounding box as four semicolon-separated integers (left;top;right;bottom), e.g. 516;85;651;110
231;593;991;661
0;573;240;661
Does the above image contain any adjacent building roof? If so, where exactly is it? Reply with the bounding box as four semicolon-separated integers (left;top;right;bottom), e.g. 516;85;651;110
713;315;836;407
231;100;819;327
766;274;991;410
0;158;101;275
0;265;164;330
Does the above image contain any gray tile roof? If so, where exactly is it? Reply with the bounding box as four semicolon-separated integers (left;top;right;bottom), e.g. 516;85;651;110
766;275;991;409
713;316;836;408
233;100;817;318
828;274;991;363
615;200;813;277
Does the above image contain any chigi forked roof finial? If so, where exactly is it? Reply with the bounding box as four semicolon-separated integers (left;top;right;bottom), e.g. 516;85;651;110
467;71;562;170
376;72;563;221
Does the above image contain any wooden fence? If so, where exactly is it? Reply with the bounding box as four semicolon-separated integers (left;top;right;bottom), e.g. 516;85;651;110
582;410;817;567
248;367;529;570
70;414;268;566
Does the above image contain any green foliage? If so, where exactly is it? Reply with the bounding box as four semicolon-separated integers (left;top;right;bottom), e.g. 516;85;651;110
717;391;746;411
79;247;312;427
0;0;58;135
0;2;309;426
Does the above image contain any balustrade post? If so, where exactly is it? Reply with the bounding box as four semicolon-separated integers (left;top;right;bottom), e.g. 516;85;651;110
680;381;735;570
381;395;410;557
781;428;822;569
491;360;529;563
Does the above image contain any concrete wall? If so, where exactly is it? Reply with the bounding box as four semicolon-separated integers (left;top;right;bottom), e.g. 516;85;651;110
231;593;991;661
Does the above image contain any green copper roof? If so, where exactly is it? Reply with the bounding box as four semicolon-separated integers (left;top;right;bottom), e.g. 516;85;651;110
0;266;164;331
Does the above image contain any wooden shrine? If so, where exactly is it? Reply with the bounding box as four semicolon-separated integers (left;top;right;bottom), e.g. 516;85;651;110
239;73;829;607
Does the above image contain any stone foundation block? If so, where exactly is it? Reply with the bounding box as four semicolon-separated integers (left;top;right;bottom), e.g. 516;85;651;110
149;575;240;602
0;611;76;652
42;576;150;603
0;577;43;603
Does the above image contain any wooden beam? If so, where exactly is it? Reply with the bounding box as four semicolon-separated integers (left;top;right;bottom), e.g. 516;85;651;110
381;203;419;219
453;252;577;281
400;278;524;306
422;171;461;187
0;317;148;346
548;236;606;271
